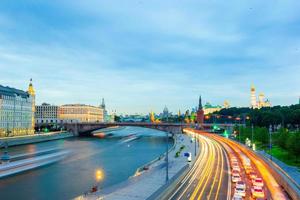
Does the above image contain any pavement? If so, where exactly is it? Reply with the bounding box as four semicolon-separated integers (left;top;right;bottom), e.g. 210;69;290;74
76;133;198;200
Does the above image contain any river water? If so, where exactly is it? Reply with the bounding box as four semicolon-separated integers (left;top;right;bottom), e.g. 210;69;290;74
0;126;171;200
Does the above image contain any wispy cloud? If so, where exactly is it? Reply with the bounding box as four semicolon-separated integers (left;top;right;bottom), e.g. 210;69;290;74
0;0;299;114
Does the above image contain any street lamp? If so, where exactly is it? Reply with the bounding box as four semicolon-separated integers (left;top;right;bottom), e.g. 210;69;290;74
251;124;254;146
165;132;169;182
269;125;272;162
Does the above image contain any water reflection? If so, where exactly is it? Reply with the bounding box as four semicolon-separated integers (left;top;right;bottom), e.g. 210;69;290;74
0;127;171;200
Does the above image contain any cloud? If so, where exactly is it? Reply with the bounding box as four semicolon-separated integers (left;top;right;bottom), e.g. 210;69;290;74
0;0;299;113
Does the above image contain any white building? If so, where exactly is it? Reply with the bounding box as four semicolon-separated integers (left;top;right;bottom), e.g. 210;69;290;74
0;80;35;137
35;103;59;124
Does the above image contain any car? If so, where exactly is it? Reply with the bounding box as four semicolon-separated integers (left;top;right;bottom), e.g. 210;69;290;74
232;170;240;176
231;157;238;162
252;177;264;187
234;187;246;197
245;166;253;174
236;181;246;190
232;174;242;183
187;152;192;162
233;166;241;172
232;193;243;200
249;171;257;179
251;186;265;199
231;161;239;167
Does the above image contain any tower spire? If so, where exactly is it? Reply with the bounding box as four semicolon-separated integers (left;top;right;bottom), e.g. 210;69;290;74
198;95;203;110
28;78;35;96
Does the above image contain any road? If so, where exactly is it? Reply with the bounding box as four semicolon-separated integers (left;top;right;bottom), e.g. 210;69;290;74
168;130;231;200
199;130;289;200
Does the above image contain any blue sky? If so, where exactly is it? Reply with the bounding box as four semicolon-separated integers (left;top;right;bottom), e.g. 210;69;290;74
0;0;299;114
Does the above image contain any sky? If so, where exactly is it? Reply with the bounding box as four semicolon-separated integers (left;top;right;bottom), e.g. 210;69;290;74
0;0;300;114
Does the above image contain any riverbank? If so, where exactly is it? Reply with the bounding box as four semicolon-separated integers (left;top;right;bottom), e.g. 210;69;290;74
76;133;199;200
0;132;74;147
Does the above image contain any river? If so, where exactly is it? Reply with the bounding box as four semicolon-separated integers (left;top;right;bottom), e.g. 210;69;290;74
0;126;171;200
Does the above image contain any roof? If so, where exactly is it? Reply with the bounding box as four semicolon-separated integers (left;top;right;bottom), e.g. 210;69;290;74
0;85;29;98
204;102;222;109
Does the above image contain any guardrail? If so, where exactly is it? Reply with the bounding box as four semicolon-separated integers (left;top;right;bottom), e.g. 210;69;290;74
256;151;300;200
232;139;300;200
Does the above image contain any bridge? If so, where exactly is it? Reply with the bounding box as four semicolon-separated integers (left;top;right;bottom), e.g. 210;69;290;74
63;122;234;136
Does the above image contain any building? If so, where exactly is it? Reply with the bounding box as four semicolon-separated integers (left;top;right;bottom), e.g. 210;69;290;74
203;102;222;115
35;103;59;125
0;80;35;137
196;95;204;125
58;104;104;123
223;100;230;109
250;85;271;109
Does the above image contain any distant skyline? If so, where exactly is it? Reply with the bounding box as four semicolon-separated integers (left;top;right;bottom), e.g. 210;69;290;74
1;1;300;114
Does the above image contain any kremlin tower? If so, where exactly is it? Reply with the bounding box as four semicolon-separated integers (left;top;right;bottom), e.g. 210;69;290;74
196;95;204;126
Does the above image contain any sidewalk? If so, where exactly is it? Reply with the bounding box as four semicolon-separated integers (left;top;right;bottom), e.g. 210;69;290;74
258;150;300;186
77;134;198;200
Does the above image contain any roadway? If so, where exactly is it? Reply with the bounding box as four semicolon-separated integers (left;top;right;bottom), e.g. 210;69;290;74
196;130;290;200
167;130;231;200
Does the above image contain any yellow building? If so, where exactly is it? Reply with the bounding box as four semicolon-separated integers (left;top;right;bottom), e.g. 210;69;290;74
0;80;35;137
58;104;104;123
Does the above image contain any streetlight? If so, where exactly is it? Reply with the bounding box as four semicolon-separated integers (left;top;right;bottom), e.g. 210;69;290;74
251;124;254;147
269;125;272;162
165;132;169;182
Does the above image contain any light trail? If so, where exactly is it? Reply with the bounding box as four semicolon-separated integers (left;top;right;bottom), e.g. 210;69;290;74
203;132;288;200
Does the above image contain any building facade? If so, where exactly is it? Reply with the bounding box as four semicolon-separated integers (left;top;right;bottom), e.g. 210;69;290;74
250;85;271;109
35;103;59;124
58;104;104;123
203;102;222;115
0;81;35;137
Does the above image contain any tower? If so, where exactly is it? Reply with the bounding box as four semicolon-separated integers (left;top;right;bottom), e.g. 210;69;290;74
27;79;35;134
100;98;105;109
258;93;265;108
196;95;204;126
250;85;257;108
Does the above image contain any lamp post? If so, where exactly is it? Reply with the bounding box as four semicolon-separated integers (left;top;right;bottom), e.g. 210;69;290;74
165;132;169;182
251;124;254;146
269;125;272;162
194;133;197;157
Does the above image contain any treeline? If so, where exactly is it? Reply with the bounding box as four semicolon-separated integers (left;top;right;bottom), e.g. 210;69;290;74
237;126;300;164
215;104;300;128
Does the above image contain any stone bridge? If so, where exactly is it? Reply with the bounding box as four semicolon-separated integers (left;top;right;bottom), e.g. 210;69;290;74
63;122;234;136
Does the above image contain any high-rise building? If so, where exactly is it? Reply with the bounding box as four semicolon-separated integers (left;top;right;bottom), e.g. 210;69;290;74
35;103;59;124
58;104;104;123
0;80;35;137
196;95;204;125
250;85;257;108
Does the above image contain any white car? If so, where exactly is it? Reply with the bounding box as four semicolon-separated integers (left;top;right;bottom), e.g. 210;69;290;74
251;186;265;199
232;170;239;176
252;177;264;187
232;174;241;183
187;152;192;162
236;181;246;190
234;187;246;197
232;193;243;200
233;166;241;172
